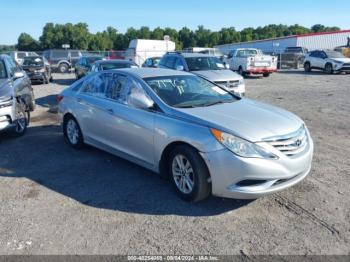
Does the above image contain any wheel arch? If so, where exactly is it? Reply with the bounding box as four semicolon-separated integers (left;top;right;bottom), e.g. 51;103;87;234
158;140;208;178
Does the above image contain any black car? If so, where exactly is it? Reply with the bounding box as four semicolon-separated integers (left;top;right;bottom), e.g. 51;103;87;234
75;56;103;79
42;49;82;73
88;59;138;74
22;56;52;84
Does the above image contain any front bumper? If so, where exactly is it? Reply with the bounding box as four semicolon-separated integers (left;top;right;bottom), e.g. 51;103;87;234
0;103;15;132
201;136;314;199
27;72;46;82
246;67;277;74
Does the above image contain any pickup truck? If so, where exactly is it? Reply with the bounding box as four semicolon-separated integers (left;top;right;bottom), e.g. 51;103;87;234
223;48;277;77
279;47;308;69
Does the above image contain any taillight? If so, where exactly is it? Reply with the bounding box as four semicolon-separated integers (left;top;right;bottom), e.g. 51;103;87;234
56;95;64;103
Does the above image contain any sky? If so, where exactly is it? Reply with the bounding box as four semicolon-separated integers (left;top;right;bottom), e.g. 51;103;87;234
0;0;350;45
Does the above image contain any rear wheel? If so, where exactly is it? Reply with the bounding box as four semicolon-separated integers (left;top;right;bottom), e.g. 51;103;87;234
58;63;69;73
325;63;334;74
263;73;270;77
63;115;84;148
304;62;311;72
168;145;211;202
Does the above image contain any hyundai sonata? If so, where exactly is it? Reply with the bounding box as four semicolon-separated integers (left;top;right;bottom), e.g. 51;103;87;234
58;68;313;202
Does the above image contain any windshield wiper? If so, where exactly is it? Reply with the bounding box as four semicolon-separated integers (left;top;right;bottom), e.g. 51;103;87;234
200;100;227;107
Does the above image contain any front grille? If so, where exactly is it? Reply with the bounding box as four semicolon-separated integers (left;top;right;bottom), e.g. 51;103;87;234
215;80;239;88
265;126;308;157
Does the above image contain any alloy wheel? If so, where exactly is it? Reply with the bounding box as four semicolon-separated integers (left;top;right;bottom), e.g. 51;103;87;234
66;119;79;145
172;154;195;194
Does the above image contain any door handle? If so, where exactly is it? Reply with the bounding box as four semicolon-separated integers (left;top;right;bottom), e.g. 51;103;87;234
106;108;114;114
76;97;82;103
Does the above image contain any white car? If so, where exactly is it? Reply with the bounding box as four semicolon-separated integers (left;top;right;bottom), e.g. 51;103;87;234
223;48;277;77
303;50;350;74
8;51;38;65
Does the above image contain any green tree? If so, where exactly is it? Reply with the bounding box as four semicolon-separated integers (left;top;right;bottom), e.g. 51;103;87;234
17;33;41;51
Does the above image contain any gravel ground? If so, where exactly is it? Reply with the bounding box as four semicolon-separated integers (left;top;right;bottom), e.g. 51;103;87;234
0;71;349;255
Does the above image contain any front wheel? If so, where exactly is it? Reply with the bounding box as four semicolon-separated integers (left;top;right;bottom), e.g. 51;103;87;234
238;66;245;76
325;63;333;74
263;73;270;77
168;145;211;202
11;100;29;137
304;62;311;72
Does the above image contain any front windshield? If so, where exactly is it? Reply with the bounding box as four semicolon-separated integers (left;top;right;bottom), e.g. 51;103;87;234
0;61;7;79
101;62;132;70
185;57;225;71
23;57;44;66
144;75;237;108
325;51;346;58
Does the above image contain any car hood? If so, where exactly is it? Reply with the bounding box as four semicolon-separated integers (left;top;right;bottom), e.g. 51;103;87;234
193;70;242;82
174;98;303;142
0;79;13;101
330;58;350;63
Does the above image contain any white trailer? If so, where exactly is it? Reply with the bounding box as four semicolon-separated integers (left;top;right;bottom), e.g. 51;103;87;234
124;39;176;66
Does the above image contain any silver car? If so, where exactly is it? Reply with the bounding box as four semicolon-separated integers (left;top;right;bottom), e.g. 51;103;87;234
0;55;35;136
58;68;313;202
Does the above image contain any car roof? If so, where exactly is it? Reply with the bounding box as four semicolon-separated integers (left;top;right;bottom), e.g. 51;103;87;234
96;59;132;64
117;68;192;78
168;52;214;58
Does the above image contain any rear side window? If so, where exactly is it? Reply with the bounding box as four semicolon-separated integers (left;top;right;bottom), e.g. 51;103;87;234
81;74;106;97
52;50;69;59
70;51;80;58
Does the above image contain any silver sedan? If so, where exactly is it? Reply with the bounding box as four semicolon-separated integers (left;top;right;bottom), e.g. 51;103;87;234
58;68;313;202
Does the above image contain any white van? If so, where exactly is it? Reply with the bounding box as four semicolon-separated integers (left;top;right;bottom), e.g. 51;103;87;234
124;39;176;66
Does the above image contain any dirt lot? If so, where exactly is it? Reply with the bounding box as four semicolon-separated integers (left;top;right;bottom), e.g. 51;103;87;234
0;71;349;255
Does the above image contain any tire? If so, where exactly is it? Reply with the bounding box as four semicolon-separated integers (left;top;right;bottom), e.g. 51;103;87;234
29;90;36;111
168;145;211;202
58;63;69;73
325;63;334;74
11;100;29;137
63;115;84;149
304;62;311;72
44;74;49;84
263;73;270;77
238;66;245;76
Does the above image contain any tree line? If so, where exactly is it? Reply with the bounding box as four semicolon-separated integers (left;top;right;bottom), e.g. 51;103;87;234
13;23;341;52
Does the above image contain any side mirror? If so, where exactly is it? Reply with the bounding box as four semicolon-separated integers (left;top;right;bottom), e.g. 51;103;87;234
128;91;154;109
13;71;25;79
175;65;184;71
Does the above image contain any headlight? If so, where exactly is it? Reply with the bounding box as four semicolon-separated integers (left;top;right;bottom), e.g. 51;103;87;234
211;128;278;159
0;96;13;106
238;78;244;85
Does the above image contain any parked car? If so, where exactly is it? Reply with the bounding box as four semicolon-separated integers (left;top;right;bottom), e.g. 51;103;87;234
75;56;104;79
304;50;350;74
124;39;176;66
21;56;52;84
42;49;82;73
8;51;38;65
279;47;308;69
88;59;138;74
159;53;245;96
0;55;35;136
57;68;313;202
223;48;278;77
142;57;161;68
